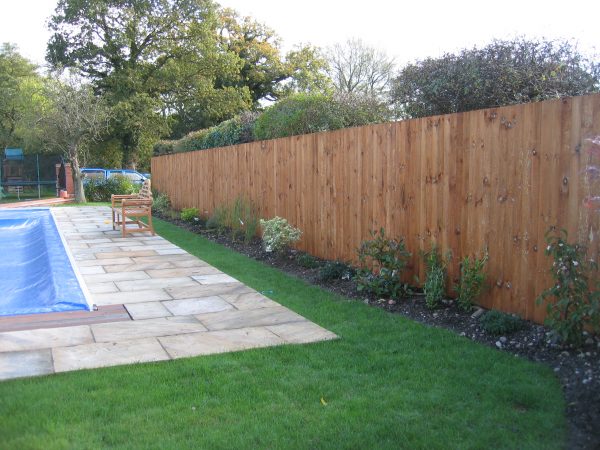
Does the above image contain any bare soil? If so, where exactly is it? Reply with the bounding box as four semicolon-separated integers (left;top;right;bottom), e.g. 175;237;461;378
163;215;600;449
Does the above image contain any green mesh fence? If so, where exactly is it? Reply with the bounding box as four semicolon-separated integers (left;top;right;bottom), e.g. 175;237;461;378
0;152;63;202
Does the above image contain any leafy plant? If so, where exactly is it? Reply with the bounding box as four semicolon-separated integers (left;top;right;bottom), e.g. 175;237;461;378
206;204;229;234
205;197;260;243
422;245;449;310
319;260;355;282
296;253;320;269
260;216;302;254
84;175;137;202
355;228;411;299
229;196;260;243
152;191;171;215
455;252;488;312
391;38;600;119
180;207;200;223
537;229;600;346
253;93;389;141
480;310;525;336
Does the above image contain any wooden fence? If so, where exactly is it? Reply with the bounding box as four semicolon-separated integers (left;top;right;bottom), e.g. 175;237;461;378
152;94;600;323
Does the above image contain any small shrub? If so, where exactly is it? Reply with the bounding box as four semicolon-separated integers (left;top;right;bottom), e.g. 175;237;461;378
205;197;260;242
296;253;320;269
260;216;302;253
229;196;260;243
319;260;355;282
455;252;488;312
422;245;448;310
480;310;525;336
206;205;229;234
180;207;200;223
355;228;411;299
152;191;171;215
84;175;137;202
537;229;600;346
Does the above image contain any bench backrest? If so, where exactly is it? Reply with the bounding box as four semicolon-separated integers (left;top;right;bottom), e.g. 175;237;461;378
138;179;152;199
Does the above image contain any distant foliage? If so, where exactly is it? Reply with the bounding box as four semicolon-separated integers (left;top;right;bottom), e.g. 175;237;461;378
84;175;137;202
253;93;344;140
153;140;174;156
537;229;600;346
355;228;411;299
455;252;488;312
391;38;600;118
155;92;390;153
173;129;210;153
480;310;525;336
260;216;302;253
164;112;259;154
254;93;390;141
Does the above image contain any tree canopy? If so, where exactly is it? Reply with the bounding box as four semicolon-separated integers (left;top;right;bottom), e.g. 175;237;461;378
390;38;600;118
326;38;395;98
46;0;331;168
0;43;40;149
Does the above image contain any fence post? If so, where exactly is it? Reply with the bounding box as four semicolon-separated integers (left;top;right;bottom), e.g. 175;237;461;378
36;154;41;199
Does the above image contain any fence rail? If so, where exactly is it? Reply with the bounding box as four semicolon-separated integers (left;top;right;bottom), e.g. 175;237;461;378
152;94;600;323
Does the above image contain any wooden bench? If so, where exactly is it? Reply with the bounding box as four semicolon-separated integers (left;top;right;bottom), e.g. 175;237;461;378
111;179;155;237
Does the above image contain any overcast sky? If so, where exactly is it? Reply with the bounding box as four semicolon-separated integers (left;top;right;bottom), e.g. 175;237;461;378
1;0;598;69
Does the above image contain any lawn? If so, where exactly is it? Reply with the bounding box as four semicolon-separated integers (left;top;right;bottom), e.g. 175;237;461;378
0;217;566;449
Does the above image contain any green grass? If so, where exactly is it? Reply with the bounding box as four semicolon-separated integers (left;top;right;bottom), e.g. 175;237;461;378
0;217;566;449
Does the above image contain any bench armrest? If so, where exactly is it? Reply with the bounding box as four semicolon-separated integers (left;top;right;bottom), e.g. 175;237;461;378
111;193;139;207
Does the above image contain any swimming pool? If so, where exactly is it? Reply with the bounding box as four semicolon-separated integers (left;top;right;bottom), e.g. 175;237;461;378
0;208;92;316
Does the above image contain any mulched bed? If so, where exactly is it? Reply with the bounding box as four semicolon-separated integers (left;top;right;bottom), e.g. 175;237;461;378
160;214;599;449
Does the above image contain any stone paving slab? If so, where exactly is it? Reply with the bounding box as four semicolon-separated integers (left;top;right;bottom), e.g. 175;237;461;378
0;349;54;380
162;297;234;316
125;301;172;320
91;317;208;342
195;305;306;331
53;338;170;372
0;206;338;381
159;327;285;358
0;325;94;352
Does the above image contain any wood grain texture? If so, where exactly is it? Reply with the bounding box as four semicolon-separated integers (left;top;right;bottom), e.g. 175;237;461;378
152;94;600;323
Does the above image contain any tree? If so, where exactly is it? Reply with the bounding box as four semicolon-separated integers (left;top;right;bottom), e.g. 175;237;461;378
36;78;108;202
390;38;600;119
47;0;336;153
216;8;288;104
46;0;236;167
216;9;333;104
0;43;39;149
326;38;395;97
282;45;332;96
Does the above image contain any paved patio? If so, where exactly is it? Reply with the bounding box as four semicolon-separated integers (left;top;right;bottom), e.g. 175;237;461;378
0;206;336;381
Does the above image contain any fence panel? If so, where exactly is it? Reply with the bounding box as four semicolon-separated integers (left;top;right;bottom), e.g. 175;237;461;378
152;94;600;323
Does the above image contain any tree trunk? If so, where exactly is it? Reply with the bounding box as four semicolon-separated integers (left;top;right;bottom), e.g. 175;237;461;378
70;155;87;203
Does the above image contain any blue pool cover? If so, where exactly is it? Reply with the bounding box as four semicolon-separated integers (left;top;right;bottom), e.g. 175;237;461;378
0;208;91;316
